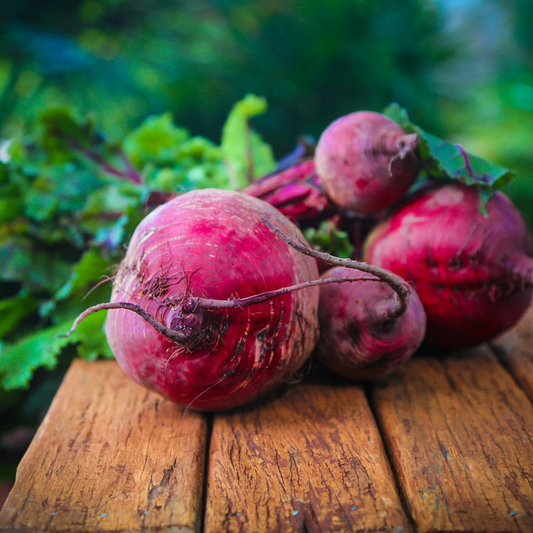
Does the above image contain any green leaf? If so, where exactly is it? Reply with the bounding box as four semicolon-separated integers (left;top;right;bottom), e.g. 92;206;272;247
0;311;112;390
0;291;38;339
81;181;143;217
69;310;113;361
420;131;515;191
77;181;147;250
54;247;116;302
384;103;516;193
0;321;75;390
38;107;143;184
39;107;100;163
382;102;411;128
123;112;190;168
221;94;276;189
23;165;102;224
92;215;130;250
0;161;9;182
124;115;233;192
0;238;74;293
303;221;354;259
0;182;23;224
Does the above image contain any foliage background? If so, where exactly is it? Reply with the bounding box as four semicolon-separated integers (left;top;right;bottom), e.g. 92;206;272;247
2;0;532;199
0;0;532;491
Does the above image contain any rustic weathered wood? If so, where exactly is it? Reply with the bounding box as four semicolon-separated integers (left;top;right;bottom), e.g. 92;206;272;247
494;305;533;402
0;359;208;533
5;310;533;532
370;346;533;532
204;380;411;533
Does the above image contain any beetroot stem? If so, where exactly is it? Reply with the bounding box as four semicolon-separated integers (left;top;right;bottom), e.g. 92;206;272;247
57;302;190;343
188;276;380;310
456;144;474;178
58;278;381;342
261;217;411;319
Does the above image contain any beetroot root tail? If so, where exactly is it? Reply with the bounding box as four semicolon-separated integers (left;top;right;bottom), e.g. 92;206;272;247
57;301;191;343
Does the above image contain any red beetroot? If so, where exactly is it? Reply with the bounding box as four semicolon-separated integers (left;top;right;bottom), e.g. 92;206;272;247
72;189;321;411
315;267;426;380
363;183;533;349
315;111;420;214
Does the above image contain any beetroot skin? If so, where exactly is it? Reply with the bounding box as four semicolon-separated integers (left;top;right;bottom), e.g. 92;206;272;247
315;111;420;214
315;267;426;380
364;183;533;349
105;189;320;411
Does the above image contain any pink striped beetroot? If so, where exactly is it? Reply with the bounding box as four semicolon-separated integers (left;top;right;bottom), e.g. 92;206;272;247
65;189;321;411
243;159;334;225
364;183;533;349
315;267;426;380
315;111;420;214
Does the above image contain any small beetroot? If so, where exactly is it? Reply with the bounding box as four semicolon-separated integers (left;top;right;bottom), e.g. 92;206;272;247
315;111;420;214
364;182;533;349
314;267;426;380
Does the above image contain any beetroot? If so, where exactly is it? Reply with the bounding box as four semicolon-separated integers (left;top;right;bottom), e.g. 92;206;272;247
315;267;426;380
315;111;420;214
363;182;533;349
69;189;321;411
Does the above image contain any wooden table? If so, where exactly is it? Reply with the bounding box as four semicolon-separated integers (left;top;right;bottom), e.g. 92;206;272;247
1;307;533;533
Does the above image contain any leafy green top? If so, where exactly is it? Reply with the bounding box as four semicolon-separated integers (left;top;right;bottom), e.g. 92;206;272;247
0;95;274;390
384;103;515;208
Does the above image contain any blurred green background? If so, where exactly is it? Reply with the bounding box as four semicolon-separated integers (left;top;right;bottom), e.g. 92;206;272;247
1;0;532;218
0;0;532;496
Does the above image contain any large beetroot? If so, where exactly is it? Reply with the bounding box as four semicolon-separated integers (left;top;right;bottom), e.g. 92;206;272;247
364;183;533;349
69;189;321;411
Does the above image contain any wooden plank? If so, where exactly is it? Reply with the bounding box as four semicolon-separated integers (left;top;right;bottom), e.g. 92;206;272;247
370;346;533;532
493;306;533;402
0;359;208;533
204;380;411;533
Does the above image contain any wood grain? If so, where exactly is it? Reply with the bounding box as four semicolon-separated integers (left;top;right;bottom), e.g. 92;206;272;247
493;305;533;402
370;346;533;532
0;359;208;533
204;380;411;533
